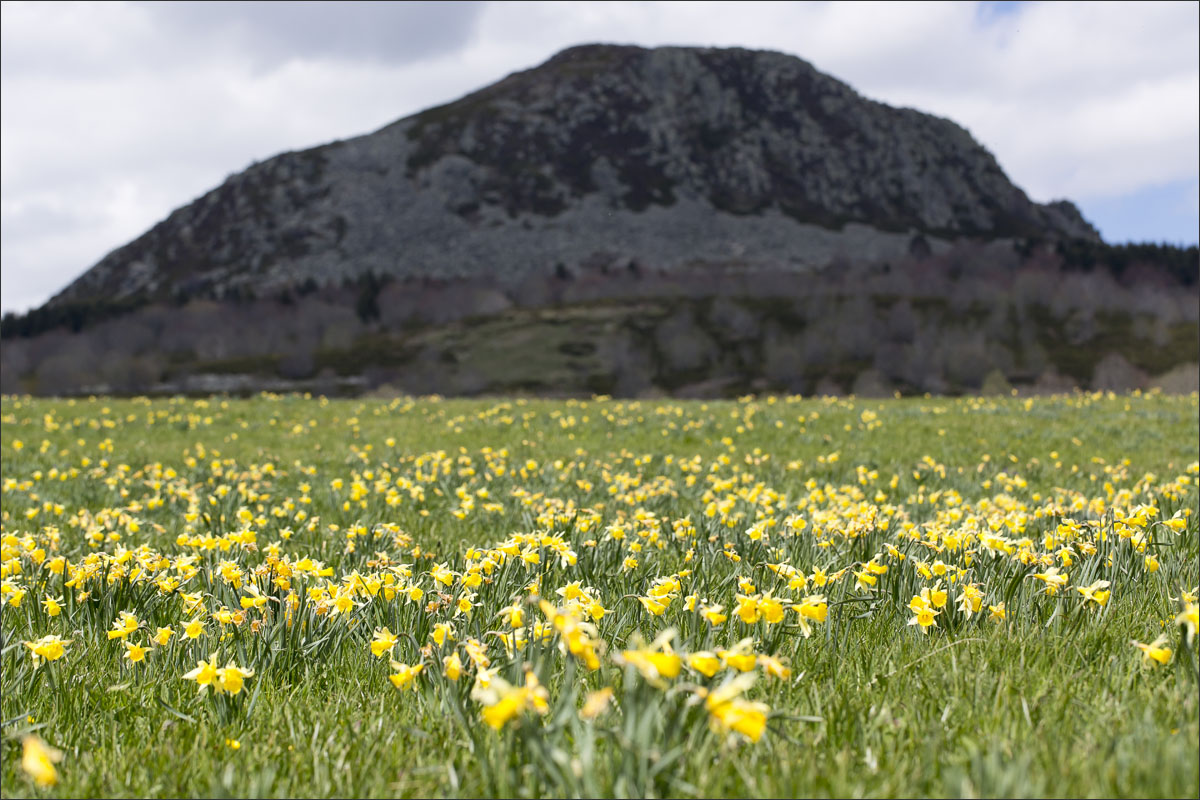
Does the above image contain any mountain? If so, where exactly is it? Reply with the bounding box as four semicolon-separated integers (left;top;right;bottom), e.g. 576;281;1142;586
49;43;1098;307
3;44;1196;399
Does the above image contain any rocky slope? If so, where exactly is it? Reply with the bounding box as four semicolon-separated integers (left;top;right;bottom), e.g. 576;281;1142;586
13;43;1189;400
48;43;1099;307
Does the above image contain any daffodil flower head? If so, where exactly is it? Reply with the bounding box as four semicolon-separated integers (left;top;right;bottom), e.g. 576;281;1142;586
701;602;729;626
1031;567;1068;595
218;661;254;694
790;595;828;638
124;640;152;664
443;652;463;681
183;617;205;639
637;595;671;615
41;594;64;617
431;621;454;647
717;637;758;673
688;650;722;678
696;671;770;743
757;653;792;680
1132;635;1173;667
734;593;761;624
462;637;491;670
21;735;63;788
481;668;549;730
388;661;424;691
182;653;222;694
1176;600;1198;647
617;629;682;688
1075;579;1112;607
580;686;615;720
370;627;399;658
539;599;604;670
23;634;71;666
107;611;140;640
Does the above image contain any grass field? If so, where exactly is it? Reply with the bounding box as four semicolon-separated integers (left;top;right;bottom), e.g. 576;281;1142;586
1;390;1197;798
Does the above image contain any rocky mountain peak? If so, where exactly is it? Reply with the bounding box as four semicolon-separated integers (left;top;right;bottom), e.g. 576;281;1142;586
49;43;1099;307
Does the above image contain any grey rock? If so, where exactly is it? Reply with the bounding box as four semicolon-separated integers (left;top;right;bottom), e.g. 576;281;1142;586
1150;362;1199;394
851;368;893;398
1091;353;1147;392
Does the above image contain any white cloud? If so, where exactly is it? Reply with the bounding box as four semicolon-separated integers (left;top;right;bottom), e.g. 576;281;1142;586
2;0;1197;313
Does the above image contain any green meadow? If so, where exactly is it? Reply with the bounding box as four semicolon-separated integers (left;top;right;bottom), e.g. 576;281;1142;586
2;391;1197;798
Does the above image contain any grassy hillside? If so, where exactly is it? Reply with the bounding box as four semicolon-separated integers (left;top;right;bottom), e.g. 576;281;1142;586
4;243;1197;398
3;292;1198;398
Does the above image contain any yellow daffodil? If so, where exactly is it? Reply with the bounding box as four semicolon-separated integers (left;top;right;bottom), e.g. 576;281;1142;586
617;630;682;687
698;672;769;743
757;593;786;624
107;611;140;640
734;594;761;624
1076;579;1111;607
1132;635;1172;667
908;592;939;633
218;661;255;694
432;622;454;647
41;594;64;617
758;653;792;680
688;651;722;678
1177;602;1198;646
370;627;399;658
240;584;272;610
473;669;549;730
580;687;614;720
23;634;71;666
792;595;828;638
443;653;463;681
124;640;152;664
498;603;525;629
957;584;984;617
182;654;221;693
431;563;454;586
1032;567;1068;595
539;600;602;670
388;661;424;691
701;603;728;626
717;638;757;672
638;595;671;615
329;590;357;616
21;735;63;788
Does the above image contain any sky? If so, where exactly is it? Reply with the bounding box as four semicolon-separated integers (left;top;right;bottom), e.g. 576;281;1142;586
2;1;1197;314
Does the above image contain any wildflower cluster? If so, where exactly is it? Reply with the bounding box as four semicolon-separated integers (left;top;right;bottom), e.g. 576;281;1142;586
2;392;1197;795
